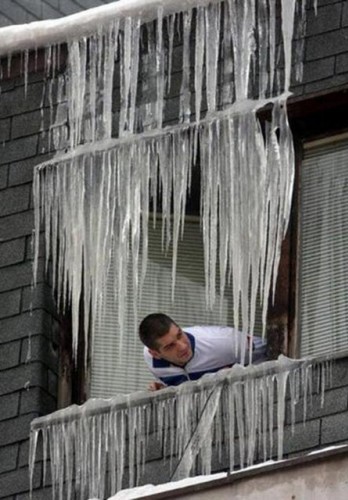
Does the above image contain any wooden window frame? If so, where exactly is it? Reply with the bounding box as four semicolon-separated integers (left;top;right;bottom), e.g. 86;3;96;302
267;87;348;359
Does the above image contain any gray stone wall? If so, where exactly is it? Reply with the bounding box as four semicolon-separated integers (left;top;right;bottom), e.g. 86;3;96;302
0;0;348;498
292;0;348;96
0;75;59;499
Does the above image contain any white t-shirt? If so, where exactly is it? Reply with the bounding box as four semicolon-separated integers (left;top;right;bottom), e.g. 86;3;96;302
144;326;267;386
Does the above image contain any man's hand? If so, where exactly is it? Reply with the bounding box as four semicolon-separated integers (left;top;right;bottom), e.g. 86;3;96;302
148;381;166;391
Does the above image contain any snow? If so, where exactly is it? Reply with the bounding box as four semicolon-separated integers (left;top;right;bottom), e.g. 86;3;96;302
0;0;223;57
101;443;348;499
105;472;228;499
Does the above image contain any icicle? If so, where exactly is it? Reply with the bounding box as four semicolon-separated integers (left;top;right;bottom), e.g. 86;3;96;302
155;7;165;129
30;357;332;498
29;429;39;499
276;368;289;460
179;10;192;124
204;3;221;113
281;0;297;91
30;0;306;385
194;7;205;123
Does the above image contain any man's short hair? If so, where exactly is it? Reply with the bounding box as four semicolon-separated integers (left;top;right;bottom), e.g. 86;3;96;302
139;313;176;349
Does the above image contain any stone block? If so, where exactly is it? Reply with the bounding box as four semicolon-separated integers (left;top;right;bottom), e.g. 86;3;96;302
0;210;34;241
0;184;30;217
0;414;34;447
16;485;54;500
321;411;348;444
285;386;348;425
11;110;44;140
328;358;348;388
21;283;56;315
74;0;108;8
0;444;18;474
306;28;348;61
0;0;36;24
20;386;56;416
0;463;41;497
0;258;45;293
137;458;172;487
280;419;320;456
47;0;80;16
0;118;10;142
301;57;335;84
0;14;11;28
14;0;60;19
0;340;21;370
304;73;348;94
8;154;51;186
342;0;348;27
0;361;47;397
0;165;8;189
305;3;342;37
0;82;44;120
0;393;19;421
0;238;26;268
336;52;348;74
0;309;51;343
0;136;38;166
20;335;58;370
0;289;21;319
18;436;47;468
25;232;46;261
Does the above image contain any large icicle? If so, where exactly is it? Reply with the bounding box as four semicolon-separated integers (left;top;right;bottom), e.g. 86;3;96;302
30;0;305;363
29;357;332;499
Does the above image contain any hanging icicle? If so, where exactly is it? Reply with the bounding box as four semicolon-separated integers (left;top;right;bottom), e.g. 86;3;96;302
30;0;305;363
29;356;332;499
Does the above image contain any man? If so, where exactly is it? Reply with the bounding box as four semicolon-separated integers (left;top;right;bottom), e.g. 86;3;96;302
139;313;268;391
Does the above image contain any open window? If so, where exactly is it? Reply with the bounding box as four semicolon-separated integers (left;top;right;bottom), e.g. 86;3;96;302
90;217;265;397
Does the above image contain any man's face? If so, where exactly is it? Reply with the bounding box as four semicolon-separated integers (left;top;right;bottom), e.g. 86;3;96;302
149;323;193;367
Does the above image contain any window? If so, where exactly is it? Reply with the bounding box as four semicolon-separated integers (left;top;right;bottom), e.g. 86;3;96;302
298;135;348;357
90;218;263;397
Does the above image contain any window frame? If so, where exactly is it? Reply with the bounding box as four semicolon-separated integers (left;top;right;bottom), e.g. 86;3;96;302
270;88;348;359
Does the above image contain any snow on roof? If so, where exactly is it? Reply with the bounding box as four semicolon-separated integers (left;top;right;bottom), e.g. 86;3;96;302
0;0;220;57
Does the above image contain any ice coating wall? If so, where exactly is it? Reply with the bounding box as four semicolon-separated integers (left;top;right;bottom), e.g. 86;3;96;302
31;0;303;363
29;357;331;499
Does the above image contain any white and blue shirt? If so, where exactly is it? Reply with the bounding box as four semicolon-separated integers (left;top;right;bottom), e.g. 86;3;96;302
144;326;267;386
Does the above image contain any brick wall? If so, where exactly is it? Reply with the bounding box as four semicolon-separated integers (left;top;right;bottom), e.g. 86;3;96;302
0;74;59;499
291;0;348;96
0;1;348;498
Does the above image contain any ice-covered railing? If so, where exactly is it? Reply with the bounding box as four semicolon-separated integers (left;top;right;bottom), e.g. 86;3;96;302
20;0;309;364
29;355;332;500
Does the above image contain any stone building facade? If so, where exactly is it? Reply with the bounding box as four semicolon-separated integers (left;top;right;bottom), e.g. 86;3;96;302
1;0;348;498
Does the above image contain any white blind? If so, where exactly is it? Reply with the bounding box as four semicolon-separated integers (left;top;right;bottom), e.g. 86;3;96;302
90;218;262;397
299;138;348;357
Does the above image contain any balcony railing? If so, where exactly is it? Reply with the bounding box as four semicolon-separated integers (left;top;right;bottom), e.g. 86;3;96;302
30;354;334;500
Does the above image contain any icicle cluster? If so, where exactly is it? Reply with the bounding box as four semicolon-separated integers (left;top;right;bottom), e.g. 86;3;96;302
32;0;304;362
29;357;331;499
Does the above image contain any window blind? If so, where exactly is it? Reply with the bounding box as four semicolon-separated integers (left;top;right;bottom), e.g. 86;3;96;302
299;137;348;357
90;218;263;397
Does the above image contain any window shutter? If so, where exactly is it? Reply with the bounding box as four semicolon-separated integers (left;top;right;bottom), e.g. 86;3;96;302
90;218;263;397
299;137;348;357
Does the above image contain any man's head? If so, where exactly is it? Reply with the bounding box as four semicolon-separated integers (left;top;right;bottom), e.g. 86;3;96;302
139;313;193;366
